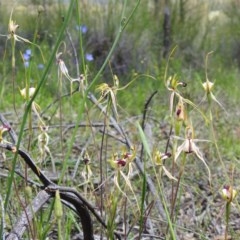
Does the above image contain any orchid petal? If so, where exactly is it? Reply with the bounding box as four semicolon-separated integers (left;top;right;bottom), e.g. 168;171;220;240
175;140;188;162
210;92;227;113
113;173;128;200
192;142;211;182
162;166;178;181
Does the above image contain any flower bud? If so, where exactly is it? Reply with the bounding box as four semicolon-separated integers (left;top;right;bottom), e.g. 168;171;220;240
9;20;19;34
175;98;186;121
25;186;32;201
222;185;237;203
0;125;10;143
202;79;214;94
20;87;36;99
154;151;171;165
54;190;63;219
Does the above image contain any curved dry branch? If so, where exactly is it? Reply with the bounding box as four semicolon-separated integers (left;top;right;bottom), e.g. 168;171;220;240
0;113;114;240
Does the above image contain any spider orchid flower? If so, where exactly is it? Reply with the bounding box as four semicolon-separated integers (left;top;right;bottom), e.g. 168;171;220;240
108;149;138;207
202;78;226;112
175;97;187;122
166;75;187;114
108;153;128;197
108;154;127;171
20;87;45;125
56;52;81;94
0;125;11;143
154;151;177;181
6;11;34;44
56;52;80;83
174;126;211;182
38;125;50;158
108;147;136;173
8;18;19;38
0;11;45;64
167;74;187;92
122;147;136;177
222;185;237;203
96;82;118;119
38;125;56;172
81;153;93;182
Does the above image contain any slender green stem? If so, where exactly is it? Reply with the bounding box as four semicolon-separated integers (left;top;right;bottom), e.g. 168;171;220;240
167;153;186;237
11;36;18;116
208;100;229;185
57;218;63;240
138;172;146;240
225;202;231;240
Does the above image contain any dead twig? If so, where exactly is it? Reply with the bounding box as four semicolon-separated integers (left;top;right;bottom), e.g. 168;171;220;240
0;113;116;240
6;190;51;240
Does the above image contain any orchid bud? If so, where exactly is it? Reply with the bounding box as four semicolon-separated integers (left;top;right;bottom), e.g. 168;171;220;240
113;75;119;88
20;87;36;99
9;19;19;35
175;98;186;121
222;185;237;203
0;125;10;143
25;186;32;201
54;190;63;219
202;79;214;94
154;151;171;166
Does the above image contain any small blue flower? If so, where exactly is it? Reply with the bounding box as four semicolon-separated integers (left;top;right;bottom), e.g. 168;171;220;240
23;53;31;61
24;61;30;68
25;49;31;56
23;49;32;63
75;24;88;34
85;53;94;62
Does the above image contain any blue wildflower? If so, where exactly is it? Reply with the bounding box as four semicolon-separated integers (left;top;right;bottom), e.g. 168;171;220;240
85;53;94;62
23;49;32;68
26;49;31;56
75;24;88;34
23;53;31;61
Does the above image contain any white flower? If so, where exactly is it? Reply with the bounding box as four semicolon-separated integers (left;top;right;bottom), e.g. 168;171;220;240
56;52;80;83
174;127;211;182
202;78;227;113
20;87;36;99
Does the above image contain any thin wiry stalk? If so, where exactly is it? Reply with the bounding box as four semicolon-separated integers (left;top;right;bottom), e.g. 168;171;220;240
12;178;36;240
137;123;175;238
0;194;5;240
66;26;99;183
138;172;147;239
167;153;186;236
140;91;158;161
5;190;51;240
11;34;17;116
